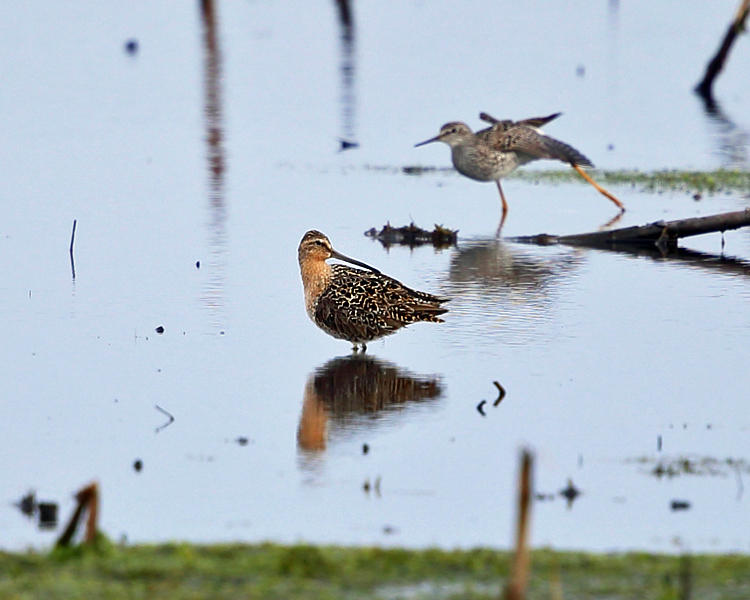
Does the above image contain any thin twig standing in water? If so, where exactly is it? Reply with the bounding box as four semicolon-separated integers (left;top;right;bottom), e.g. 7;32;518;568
155;404;175;433
695;0;750;102
69;219;77;279
505;449;533;600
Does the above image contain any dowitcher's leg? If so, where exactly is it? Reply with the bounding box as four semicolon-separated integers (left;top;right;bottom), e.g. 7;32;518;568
361;342;367;353
351;343;359;353
495;180;509;236
571;164;625;211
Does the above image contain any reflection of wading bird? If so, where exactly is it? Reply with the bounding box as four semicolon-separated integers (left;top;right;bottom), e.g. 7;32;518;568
415;112;624;229
298;230;449;352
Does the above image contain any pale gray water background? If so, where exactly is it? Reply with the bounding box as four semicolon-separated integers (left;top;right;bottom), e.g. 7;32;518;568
1;1;749;553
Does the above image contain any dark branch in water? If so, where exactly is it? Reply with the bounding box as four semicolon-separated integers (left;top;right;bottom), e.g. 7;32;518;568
695;0;750;101
510;209;750;253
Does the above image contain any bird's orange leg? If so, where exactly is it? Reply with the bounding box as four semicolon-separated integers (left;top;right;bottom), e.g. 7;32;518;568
495;180;509;236
571;164;625;211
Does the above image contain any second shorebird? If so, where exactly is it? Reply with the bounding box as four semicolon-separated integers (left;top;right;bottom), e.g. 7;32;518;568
298;230;448;352
415;112;624;227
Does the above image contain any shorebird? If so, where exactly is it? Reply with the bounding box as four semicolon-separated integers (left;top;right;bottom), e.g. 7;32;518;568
415;112;624;228
298;230;448;352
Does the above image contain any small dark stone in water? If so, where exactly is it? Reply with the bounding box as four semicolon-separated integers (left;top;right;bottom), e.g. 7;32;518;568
155;325;165;334
124;39;139;55
693;193;702;201
195;260;201;269
133;459;143;472
362;443;369;455
236;437;249;446
670;499;691;511
476;400;487;416
38;502;58;528
363;479;371;493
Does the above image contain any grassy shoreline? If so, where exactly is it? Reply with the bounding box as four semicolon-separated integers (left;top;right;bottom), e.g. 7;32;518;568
2;541;749;599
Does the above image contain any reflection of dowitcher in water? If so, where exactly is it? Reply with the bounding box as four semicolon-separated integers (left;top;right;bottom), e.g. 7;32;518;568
297;354;443;454
298;230;449;352
415;112;624;229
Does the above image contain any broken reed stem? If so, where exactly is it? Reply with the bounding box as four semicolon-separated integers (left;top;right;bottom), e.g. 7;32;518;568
505;449;533;600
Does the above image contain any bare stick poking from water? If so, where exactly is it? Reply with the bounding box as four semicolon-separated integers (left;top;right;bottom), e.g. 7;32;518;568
695;0;750;102
505;449;533;600
69;219;77;279
155;404;175;433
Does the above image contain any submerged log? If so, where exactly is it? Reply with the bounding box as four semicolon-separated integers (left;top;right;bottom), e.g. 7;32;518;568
511;209;750;252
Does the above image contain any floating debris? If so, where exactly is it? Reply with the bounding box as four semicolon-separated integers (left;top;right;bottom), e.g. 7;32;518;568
155;325;165;334
560;478;581;508
362;443;369;455
476;399;487;416
670;499;691;511
492;380;506;406
133;459;143;472
155;404;175;433
124;39;139;55
15;491;36;517
364;222;457;249
235;436;249;446
629;455;749;479
339;139;359;151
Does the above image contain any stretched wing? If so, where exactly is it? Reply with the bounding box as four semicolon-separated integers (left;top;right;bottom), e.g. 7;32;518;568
487;125;593;167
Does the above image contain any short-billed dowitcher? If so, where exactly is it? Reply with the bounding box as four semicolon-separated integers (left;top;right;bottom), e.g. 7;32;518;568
415;112;624;228
298;230;448;352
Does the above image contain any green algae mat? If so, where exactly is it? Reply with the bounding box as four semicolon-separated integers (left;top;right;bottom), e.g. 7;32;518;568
1;543;749;599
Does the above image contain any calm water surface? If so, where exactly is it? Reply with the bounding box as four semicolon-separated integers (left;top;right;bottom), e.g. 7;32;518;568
1;1;749;553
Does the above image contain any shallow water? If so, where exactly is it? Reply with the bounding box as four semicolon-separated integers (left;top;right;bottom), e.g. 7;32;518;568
1;1;749;553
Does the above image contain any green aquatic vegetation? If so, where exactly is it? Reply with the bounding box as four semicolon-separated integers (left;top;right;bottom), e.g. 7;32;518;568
1;542;749;599
399;164;750;195
507;168;750;195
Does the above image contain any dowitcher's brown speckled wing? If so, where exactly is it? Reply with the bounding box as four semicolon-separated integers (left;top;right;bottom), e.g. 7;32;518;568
315;265;448;343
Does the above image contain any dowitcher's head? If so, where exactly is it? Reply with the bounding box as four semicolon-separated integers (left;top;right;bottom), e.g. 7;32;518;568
298;230;380;273
415;122;474;148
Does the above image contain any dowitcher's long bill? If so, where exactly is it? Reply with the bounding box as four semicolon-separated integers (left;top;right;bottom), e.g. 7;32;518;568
415;112;624;229
298;230;448;352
